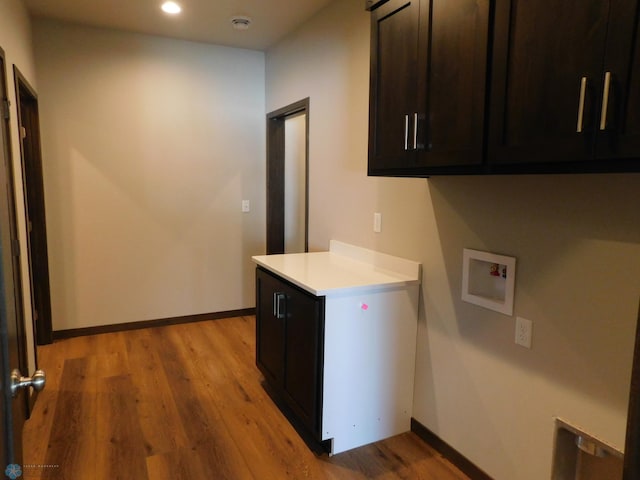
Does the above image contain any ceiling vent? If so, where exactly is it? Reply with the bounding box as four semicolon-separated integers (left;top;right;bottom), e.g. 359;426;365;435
230;16;252;31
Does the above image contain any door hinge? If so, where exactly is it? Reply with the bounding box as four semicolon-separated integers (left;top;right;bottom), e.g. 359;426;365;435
11;238;20;258
34;309;38;321
20;126;27;139
1;99;9;120
28;219;33;233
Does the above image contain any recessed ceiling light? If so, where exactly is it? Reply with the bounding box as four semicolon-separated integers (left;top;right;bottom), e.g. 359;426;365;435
161;1;182;15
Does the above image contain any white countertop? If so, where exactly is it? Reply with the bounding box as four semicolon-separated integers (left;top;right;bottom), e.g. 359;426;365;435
252;240;421;296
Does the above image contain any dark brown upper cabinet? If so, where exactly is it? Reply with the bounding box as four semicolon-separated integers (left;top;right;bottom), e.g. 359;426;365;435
365;0;389;10
368;0;421;174
488;0;640;173
368;0;490;176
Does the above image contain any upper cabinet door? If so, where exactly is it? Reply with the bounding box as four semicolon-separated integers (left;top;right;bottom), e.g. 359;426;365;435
488;0;610;169
368;0;490;175
597;0;640;161
368;0;421;174
417;0;489;170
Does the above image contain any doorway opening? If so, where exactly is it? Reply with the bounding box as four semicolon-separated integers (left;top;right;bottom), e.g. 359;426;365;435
14;68;52;346
266;98;309;255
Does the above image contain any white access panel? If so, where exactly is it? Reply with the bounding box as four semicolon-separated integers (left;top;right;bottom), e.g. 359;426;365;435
461;248;516;315
321;285;419;455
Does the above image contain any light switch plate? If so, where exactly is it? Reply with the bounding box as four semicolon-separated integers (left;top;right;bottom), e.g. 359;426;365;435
242;200;250;213
373;212;382;233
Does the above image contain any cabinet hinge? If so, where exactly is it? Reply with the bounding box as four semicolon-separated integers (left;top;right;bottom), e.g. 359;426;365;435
1;99;9;120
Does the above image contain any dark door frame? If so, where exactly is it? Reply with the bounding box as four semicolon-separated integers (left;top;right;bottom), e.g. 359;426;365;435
266;98;309;255
13;67;52;346
623;299;640;479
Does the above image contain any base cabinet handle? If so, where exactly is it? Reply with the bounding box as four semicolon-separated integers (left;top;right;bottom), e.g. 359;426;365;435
273;292;286;319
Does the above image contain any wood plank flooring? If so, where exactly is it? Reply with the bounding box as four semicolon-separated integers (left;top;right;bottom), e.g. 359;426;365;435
23;316;469;479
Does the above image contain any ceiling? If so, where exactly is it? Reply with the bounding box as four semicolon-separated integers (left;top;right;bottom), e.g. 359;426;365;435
23;0;335;51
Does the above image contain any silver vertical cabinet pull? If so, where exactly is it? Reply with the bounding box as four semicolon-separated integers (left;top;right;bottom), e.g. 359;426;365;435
273;292;285;319
600;71;611;130
576;76;587;133
413;113;418;150
404;114;409;151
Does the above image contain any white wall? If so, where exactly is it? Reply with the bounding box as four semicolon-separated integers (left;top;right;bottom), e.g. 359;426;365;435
284;113;306;253
32;20;266;331
266;1;380;252
0;0;38;375
266;1;640;479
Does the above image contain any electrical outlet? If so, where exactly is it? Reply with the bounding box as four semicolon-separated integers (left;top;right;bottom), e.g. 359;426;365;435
515;316;533;349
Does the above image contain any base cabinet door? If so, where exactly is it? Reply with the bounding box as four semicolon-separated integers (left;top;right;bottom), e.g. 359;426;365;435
283;286;324;436
255;268;325;439
256;268;286;386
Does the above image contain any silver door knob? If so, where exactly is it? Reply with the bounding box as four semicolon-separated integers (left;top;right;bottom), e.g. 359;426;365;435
10;369;46;398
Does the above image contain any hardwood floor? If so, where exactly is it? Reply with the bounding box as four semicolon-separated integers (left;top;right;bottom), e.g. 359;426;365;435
23;316;469;479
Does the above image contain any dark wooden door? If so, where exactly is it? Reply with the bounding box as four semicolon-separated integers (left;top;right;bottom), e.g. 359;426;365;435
14;69;52;345
596;0;640;163
283;282;324;436
0;49;29;474
255;269;286;386
416;0;489;170
489;0;610;168
368;0;421;174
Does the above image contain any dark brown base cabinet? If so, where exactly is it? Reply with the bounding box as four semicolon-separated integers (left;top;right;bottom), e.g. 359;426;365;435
256;267;325;441
254;242;421;455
